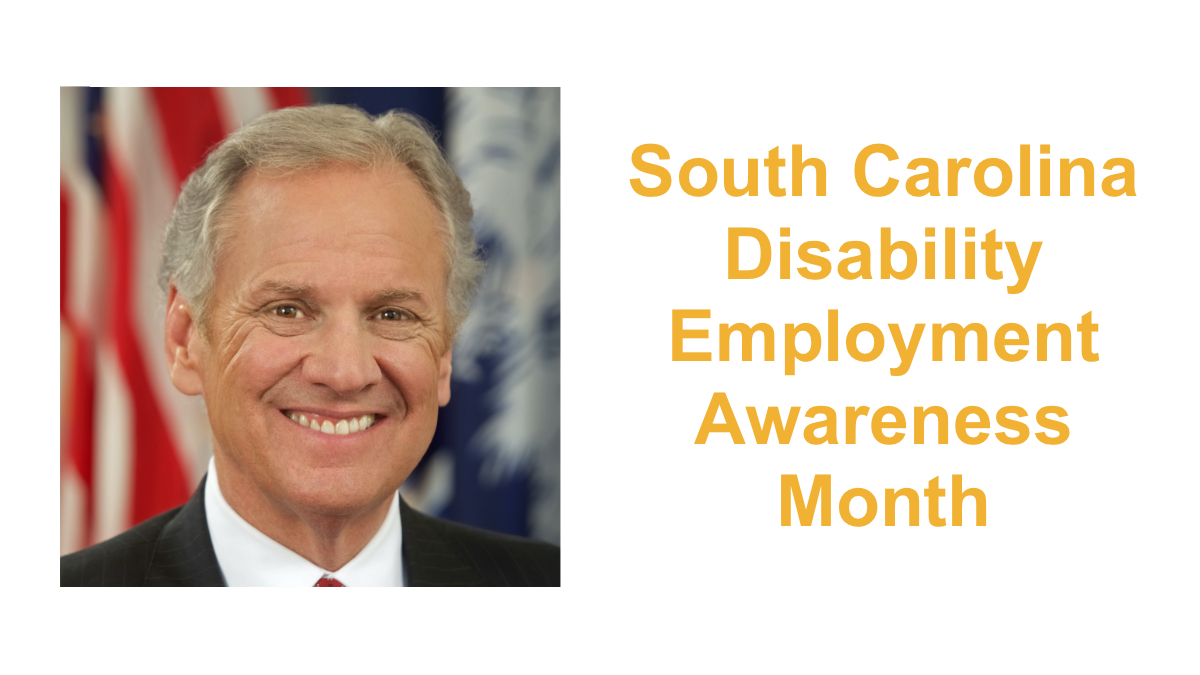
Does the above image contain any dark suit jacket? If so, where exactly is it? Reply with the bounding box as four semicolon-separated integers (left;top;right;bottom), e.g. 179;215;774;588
60;476;560;587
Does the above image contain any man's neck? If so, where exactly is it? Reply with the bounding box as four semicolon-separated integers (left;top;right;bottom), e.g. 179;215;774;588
213;454;394;571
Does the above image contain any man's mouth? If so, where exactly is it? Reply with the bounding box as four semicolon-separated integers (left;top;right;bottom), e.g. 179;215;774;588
283;410;378;435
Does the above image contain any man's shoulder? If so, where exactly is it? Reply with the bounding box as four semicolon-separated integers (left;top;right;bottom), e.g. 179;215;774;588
61;480;225;587
402;504;560;587
59;507;183;587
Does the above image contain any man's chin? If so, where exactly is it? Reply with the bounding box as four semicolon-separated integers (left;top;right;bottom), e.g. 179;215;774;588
283;481;395;519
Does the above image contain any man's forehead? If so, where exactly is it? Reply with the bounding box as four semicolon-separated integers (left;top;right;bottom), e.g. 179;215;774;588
216;162;445;252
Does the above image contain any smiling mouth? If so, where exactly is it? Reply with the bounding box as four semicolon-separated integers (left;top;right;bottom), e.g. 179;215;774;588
284;410;378;435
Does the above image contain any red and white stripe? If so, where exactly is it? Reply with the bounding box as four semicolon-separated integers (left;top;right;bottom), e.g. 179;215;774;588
60;87;308;554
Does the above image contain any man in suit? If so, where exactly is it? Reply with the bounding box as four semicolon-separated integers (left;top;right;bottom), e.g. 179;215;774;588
61;105;559;586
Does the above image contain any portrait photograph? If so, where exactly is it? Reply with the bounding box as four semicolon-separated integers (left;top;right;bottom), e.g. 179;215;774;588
59;87;560;586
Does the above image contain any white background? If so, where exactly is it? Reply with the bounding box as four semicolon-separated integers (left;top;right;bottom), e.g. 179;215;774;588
18;1;1197;672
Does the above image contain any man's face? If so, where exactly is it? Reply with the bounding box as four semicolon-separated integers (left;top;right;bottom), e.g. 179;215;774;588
188;165;452;520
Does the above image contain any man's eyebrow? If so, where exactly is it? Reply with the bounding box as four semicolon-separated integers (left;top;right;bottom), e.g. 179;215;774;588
373;288;423;303
254;281;424;304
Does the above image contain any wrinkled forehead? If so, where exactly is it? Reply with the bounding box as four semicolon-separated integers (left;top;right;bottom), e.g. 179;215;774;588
211;165;450;297
225;162;440;226
220;163;446;251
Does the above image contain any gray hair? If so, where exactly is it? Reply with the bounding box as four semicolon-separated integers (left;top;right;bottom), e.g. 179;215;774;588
159;104;483;334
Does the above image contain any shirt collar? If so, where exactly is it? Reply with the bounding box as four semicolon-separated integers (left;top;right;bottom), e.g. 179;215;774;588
204;457;405;587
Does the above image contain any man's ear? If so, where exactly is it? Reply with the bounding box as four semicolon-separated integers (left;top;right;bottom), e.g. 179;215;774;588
437;347;453;407
165;284;205;396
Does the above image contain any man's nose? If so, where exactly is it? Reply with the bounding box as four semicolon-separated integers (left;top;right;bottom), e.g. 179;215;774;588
302;316;382;396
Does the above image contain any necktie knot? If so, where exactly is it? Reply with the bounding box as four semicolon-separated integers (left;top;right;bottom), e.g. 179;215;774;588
315;577;345;587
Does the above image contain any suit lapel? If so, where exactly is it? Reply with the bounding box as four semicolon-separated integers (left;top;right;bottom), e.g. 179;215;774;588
145;476;227;586
399;496;485;587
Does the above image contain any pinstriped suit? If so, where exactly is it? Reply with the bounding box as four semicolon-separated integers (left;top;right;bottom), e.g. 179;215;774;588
60;476;560;587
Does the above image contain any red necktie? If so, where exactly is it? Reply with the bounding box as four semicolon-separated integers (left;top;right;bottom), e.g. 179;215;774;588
315;577;345;587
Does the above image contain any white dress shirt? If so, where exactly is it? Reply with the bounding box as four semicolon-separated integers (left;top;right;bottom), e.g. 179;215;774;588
204;457;405;587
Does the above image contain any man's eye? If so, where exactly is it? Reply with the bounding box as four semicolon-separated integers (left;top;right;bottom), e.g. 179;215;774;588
378;309;411;321
271;305;304;319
